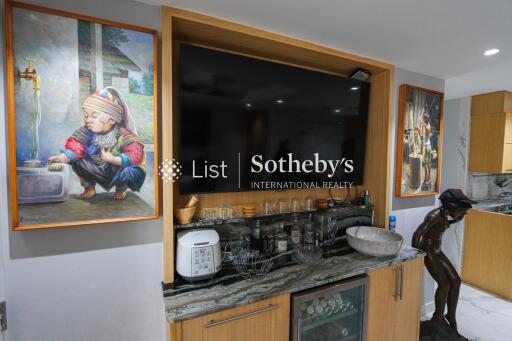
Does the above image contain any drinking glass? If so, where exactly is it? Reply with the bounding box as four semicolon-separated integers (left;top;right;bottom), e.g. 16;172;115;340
291;197;302;212
201;208;211;221
262;200;273;215
305;197;314;211
220;203;234;220
276;199;288;213
201;207;218;221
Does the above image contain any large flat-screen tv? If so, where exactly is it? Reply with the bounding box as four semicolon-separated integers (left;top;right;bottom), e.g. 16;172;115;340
179;43;370;194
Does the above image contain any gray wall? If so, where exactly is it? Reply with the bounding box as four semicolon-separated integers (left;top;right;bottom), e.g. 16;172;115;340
389;68;446;316
0;1;166;340
445;60;512;100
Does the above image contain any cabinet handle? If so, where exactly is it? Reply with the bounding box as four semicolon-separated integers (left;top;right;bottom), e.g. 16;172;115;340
399;265;404;300
205;304;280;328
394;266;400;301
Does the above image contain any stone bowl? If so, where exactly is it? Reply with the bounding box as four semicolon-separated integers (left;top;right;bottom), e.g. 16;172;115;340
346;226;403;257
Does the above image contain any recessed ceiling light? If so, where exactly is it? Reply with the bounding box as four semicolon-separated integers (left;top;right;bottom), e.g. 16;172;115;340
276;99;283;104
335;109;341;113
484;48;500;56
350;87;359;91
246;103;252;107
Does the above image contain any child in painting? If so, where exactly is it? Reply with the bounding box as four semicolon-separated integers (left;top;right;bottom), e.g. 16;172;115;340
420;111;432;190
48;87;146;200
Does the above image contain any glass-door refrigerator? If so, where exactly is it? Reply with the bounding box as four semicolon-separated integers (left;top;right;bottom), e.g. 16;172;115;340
291;276;368;341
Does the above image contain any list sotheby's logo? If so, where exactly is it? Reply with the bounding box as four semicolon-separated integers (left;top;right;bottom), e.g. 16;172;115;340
159;159;183;183
160;153;354;183
251;153;353;177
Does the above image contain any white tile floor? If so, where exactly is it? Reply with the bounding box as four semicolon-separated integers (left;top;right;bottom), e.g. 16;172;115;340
457;284;512;341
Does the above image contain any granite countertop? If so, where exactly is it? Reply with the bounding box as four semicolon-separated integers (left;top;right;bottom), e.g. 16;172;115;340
472;196;512;214
163;245;425;321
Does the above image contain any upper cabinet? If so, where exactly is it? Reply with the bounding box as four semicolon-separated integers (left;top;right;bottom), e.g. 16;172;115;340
469;91;512;173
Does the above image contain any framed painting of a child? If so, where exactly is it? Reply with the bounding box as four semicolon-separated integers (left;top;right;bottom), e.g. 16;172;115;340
5;1;159;229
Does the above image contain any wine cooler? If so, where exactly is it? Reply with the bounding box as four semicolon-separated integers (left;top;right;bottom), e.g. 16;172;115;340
291;276;368;341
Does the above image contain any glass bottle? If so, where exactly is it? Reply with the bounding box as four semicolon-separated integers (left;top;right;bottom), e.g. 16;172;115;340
250;219;262;256
290;215;302;246
315;213;326;242
274;222;288;253
263;223;274;255
304;222;315;249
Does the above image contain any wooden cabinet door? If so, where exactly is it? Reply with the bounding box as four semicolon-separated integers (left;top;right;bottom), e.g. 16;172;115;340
175;294;290;341
393;257;424;341
469;112;507;173
367;257;424;341
367;262;398;341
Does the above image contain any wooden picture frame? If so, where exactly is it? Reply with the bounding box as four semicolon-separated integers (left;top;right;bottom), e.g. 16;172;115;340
395;84;444;197
5;0;159;229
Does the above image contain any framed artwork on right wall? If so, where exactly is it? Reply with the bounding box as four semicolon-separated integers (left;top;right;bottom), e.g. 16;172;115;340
395;84;444;197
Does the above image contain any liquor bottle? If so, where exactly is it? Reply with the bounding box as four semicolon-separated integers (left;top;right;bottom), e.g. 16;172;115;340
250;220;262;256
290;215;302;246
304;222;315;249
274;222;288;253
263;223;274;255
315;213;326;242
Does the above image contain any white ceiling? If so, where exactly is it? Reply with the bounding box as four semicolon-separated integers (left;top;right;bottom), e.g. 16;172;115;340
133;0;512;80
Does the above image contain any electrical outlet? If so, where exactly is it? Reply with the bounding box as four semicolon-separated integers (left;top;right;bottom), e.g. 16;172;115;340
0;301;6;331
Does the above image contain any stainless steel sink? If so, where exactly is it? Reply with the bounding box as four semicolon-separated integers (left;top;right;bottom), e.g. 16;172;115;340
346;226;403;257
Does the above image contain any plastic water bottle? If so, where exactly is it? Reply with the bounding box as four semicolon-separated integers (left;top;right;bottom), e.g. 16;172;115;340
389;215;396;232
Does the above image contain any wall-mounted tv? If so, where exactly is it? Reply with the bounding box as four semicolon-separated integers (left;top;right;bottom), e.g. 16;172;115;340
178;43;370;194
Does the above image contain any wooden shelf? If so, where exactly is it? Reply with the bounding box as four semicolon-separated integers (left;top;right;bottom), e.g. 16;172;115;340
173;209;317;230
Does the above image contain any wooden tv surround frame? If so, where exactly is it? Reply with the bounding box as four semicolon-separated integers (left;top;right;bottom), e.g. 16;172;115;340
162;6;395;284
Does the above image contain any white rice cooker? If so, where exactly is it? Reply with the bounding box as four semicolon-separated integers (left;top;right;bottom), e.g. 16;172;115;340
176;229;222;282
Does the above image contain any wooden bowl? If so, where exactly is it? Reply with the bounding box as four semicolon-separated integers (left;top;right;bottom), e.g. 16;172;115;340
316;199;328;209
175;205;197;224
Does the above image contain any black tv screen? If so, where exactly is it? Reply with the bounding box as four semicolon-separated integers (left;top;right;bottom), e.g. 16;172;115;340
178;44;370;194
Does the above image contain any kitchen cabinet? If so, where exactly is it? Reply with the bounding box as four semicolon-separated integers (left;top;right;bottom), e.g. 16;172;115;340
462;209;512;300
169;257;424;341
469;91;512;173
170;294;290;341
367;257;424;341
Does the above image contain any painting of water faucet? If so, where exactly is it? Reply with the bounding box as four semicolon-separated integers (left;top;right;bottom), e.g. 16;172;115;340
6;1;158;229
18;58;42;167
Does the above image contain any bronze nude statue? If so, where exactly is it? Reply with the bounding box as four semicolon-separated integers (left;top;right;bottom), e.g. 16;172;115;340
412;189;476;341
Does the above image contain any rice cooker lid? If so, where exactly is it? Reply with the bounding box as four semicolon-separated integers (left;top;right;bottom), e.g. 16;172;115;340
178;229;220;247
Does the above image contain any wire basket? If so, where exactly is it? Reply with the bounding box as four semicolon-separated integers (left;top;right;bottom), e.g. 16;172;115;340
231;250;274;278
227;237;274;278
293;244;323;265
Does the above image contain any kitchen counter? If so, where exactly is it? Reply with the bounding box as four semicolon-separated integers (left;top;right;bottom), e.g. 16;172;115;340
163;245;424;321
471;196;512;215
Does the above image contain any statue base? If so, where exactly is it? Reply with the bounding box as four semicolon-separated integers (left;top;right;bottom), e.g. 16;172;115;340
420;320;469;341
